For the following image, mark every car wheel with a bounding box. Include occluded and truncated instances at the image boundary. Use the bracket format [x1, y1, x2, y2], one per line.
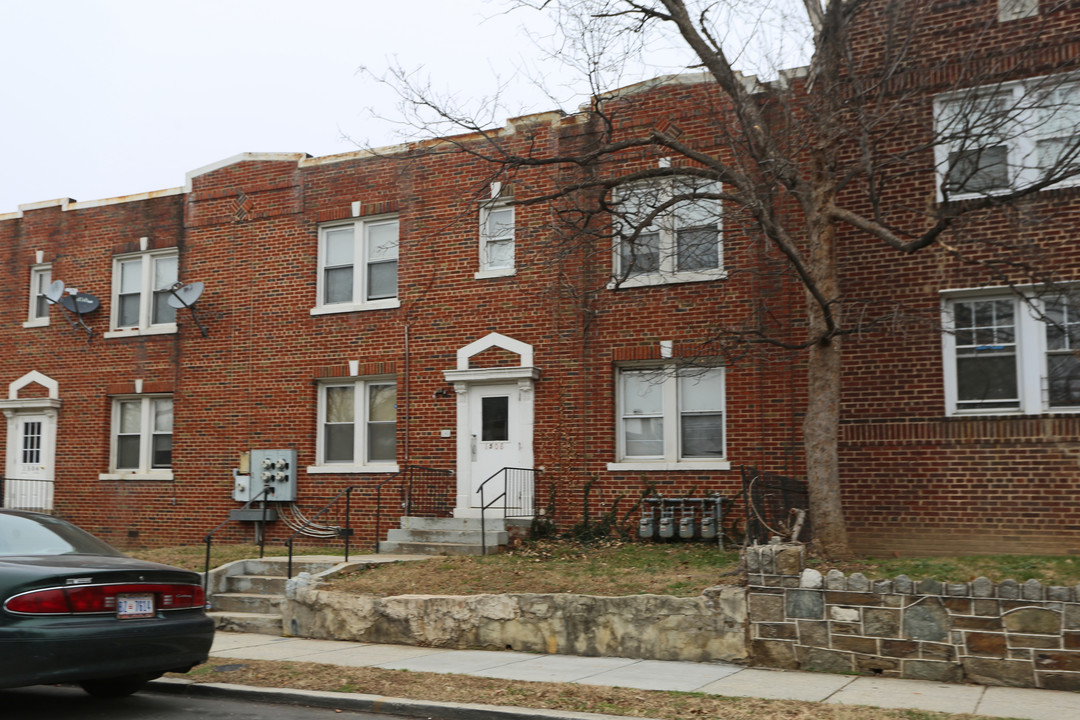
[79, 674, 157, 698]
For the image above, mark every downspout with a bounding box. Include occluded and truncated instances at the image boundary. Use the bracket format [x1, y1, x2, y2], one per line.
[404, 323, 410, 464]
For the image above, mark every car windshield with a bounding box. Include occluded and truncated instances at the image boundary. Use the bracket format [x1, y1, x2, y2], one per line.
[0, 513, 125, 557]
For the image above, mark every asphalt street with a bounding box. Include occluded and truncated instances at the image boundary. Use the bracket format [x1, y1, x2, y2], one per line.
[0, 684, 411, 720]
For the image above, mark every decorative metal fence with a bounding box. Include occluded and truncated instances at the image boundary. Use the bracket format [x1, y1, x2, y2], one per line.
[0, 477, 55, 513]
[741, 466, 812, 545]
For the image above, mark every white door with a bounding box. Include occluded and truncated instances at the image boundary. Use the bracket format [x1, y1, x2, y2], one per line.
[467, 384, 527, 508]
[7, 414, 54, 511]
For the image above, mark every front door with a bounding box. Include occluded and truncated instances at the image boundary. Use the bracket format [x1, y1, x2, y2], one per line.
[6, 414, 54, 511]
[462, 383, 533, 511]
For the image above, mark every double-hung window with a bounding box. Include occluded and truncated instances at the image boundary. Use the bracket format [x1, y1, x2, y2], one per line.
[611, 178, 723, 287]
[943, 290, 1080, 414]
[312, 379, 397, 472]
[108, 250, 178, 335]
[608, 366, 728, 471]
[105, 396, 173, 479]
[25, 264, 51, 327]
[477, 202, 515, 277]
[935, 75, 1080, 199]
[315, 216, 399, 313]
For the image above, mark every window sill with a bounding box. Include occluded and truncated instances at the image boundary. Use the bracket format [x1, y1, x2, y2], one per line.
[306, 464, 400, 474]
[104, 324, 178, 339]
[474, 268, 516, 280]
[22, 319, 49, 328]
[607, 268, 727, 290]
[99, 471, 174, 481]
[938, 179, 1080, 203]
[311, 299, 401, 316]
[607, 460, 731, 472]
[947, 407, 1080, 417]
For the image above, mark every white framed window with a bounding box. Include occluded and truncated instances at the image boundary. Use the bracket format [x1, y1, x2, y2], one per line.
[25, 264, 51, 327]
[935, 75, 1080, 199]
[476, 201, 515, 278]
[105, 250, 178, 336]
[999, 0, 1038, 22]
[101, 396, 173, 480]
[942, 289, 1080, 415]
[313, 216, 400, 314]
[607, 365, 729, 471]
[310, 378, 398, 473]
[610, 177, 723, 288]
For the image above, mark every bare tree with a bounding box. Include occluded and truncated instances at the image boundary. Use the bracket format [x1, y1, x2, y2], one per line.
[379, 0, 1080, 557]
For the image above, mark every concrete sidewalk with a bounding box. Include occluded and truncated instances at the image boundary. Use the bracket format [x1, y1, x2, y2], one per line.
[182, 631, 1080, 720]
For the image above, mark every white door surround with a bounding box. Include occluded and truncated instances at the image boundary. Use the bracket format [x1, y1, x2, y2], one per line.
[444, 333, 539, 518]
[1, 371, 61, 511]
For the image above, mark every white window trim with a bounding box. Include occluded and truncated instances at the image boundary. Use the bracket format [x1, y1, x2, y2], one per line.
[607, 179, 725, 289]
[934, 73, 1080, 201]
[475, 200, 516, 279]
[24, 263, 51, 328]
[606, 365, 731, 471]
[100, 395, 174, 481]
[312, 214, 401, 315]
[941, 286, 1080, 416]
[105, 249, 179, 337]
[308, 377, 399, 474]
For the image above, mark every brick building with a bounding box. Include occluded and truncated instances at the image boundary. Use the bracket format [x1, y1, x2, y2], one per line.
[1, 0, 1078, 555]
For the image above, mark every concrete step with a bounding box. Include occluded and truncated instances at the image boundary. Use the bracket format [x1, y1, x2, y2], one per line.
[399, 516, 531, 533]
[226, 574, 287, 595]
[241, 557, 342, 577]
[209, 611, 283, 635]
[385, 528, 509, 545]
[210, 592, 283, 614]
[377, 540, 500, 556]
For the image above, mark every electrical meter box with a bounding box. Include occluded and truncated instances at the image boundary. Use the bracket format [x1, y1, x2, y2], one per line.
[235, 449, 297, 502]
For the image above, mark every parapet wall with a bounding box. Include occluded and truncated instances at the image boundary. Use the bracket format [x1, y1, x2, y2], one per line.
[745, 544, 1080, 690]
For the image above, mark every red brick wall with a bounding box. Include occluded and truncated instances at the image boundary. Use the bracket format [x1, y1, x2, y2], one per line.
[2, 1, 1079, 555]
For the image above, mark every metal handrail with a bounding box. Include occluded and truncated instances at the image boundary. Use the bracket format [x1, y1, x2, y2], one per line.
[202, 486, 275, 595]
[478, 467, 537, 555]
[284, 484, 363, 579]
[373, 464, 454, 553]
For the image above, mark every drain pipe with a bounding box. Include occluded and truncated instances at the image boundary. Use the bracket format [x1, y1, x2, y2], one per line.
[404, 323, 411, 464]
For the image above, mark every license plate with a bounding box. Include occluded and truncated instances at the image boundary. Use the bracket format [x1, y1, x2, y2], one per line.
[117, 593, 155, 619]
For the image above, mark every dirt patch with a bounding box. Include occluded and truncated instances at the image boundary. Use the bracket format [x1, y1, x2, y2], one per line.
[173, 657, 990, 720]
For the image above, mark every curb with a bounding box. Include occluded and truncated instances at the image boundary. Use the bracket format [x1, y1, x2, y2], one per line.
[147, 678, 657, 720]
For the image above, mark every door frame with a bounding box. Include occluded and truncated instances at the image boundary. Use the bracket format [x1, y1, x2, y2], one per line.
[444, 333, 538, 518]
[1, 371, 62, 510]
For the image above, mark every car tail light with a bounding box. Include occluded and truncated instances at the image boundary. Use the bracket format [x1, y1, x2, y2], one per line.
[5, 583, 205, 615]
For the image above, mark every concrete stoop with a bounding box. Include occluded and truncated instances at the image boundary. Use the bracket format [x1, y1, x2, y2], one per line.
[207, 556, 343, 635]
[377, 516, 532, 556]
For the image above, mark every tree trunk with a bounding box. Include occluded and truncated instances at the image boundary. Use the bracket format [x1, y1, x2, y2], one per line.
[803, 330, 850, 558]
[802, 149, 852, 558]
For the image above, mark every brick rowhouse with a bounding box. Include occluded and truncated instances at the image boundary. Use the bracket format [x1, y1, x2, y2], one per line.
[1, 0, 1078, 555]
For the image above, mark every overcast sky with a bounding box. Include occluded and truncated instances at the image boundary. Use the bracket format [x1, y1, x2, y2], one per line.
[0, 1, 805, 215]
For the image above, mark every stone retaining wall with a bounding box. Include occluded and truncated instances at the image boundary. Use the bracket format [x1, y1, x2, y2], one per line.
[746, 544, 1080, 690]
[283, 577, 747, 664]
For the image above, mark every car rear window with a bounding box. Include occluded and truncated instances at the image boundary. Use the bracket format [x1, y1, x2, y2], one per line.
[0, 514, 125, 557]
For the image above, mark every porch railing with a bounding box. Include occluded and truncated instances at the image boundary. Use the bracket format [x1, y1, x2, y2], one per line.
[202, 486, 275, 595]
[0, 477, 55, 513]
[373, 464, 454, 553]
[478, 467, 538, 555]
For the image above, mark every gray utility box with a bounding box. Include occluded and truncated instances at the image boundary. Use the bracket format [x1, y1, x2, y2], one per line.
[248, 449, 298, 502]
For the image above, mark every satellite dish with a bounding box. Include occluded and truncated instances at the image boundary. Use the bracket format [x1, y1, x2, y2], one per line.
[166, 281, 209, 337]
[44, 280, 65, 304]
[60, 292, 101, 315]
[167, 281, 204, 309]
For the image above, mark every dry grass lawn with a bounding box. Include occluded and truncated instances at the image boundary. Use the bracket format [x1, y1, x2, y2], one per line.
[173, 657, 997, 720]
